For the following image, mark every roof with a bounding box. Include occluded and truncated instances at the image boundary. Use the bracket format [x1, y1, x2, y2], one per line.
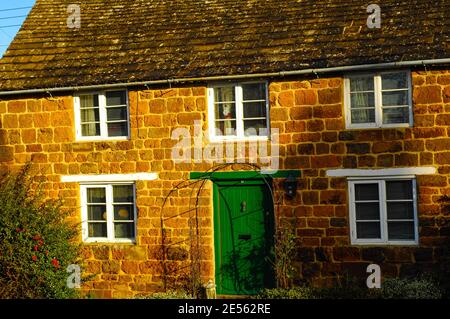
[0, 0, 449, 92]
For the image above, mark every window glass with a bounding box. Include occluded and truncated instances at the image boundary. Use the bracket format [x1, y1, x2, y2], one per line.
[106, 91, 127, 106]
[355, 203, 380, 220]
[355, 183, 379, 201]
[382, 72, 408, 90]
[387, 202, 414, 220]
[80, 94, 100, 137]
[350, 76, 374, 91]
[114, 223, 134, 239]
[356, 222, 381, 239]
[108, 122, 128, 137]
[382, 107, 409, 124]
[386, 180, 412, 200]
[86, 188, 107, 238]
[242, 83, 265, 101]
[349, 76, 375, 124]
[388, 221, 415, 240]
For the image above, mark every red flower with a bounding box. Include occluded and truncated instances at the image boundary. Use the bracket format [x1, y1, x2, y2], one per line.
[45, 250, 49, 256]
[32, 255, 37, 262]
[38, 240, 44, 247]
[16, 228, 23, 233]
[32, 235, 41, 241]
[33, 245, 39, 251]
[51, 258, 60, 268]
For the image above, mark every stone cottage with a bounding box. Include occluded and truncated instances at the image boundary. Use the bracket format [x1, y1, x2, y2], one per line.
[0, 0, 450, 298]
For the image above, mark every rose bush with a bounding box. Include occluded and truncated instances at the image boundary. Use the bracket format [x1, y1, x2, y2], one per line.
[0, 166, 81, 298]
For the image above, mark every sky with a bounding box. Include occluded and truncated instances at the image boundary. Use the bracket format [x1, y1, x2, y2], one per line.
[0, 0, 36, 57]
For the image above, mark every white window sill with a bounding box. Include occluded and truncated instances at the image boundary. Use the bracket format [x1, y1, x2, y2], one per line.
[83, 239, 136, 245]
[327, 167, 436, 178]
[351, 240, 419, 246]
[61, 173, 158, 183]
[208, 136, 270, 143]
[75, 136, 130, 142]
[346, 123, 412, 130]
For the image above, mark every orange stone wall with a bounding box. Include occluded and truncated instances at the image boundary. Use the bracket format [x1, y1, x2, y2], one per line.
[0, 69, 449, 296]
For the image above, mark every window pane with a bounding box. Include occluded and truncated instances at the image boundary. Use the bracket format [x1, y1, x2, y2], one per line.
[107, 122, 128, 137]
[386, 180, 413, 200]
[214, 87, 235, 103]
[215, 121, 237, 136]
[243, 101, 266, 118]
[244, 120, 268, 136]
[107, 107, 127, 121]
[80, 94, 99, 108]
[382, 91, 408, 106]
[87, 188, 106, 203]
[387, 202, 414, 220]
[114, 223, 134, 239]
[350, 93, 375, 108]
[388, 221, 415, 240]
[382, 72, 408, 90]
[242, 83, 265, 101]
[88, 223, 107, 237]
[350, 76, 374, 91]
[88, 205, 107, 221]
[351, 109, 375, 124]
[114, 205, 134, 220]
[356, 222, 381, 239]
[81, 123, 100, 136]
[215, 103, 236, 120]
[113, 185, 134, 202]
[382, 107, 409, 124]
[354, 183, 379, 201]
[106, 91, 127, 106]
[355, 202, 380, 220]
[81, 108, 100, 123]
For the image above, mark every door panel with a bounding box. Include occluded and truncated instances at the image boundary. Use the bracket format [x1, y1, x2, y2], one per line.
[214, 180, 275, 295]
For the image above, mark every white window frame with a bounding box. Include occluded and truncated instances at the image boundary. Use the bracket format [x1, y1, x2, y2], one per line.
[348, 177, 419, 246]
[344, 70, 413, 129]
[207, 81, 270, 142]
[74, 89, 130, 141]
[80, 183, 137, 244]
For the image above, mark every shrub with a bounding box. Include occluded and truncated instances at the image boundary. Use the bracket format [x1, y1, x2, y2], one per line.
[255, 287, 316, 299]
[271, 220, 297, 289]
[0, 167, 82, 299]
[379, 277, 442, 299]
[255, 276, 442, 299]
[140, 290, 194, 299]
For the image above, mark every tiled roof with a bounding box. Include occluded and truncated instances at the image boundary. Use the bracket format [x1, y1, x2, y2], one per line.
[0, 0, 449, 91]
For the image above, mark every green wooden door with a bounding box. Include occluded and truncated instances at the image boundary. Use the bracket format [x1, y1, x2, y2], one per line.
[213, 179, 275, 295]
